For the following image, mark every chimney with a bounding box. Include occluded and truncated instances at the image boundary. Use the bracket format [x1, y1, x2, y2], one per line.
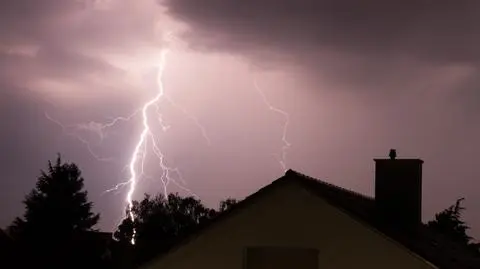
[374, 149, 423, 229]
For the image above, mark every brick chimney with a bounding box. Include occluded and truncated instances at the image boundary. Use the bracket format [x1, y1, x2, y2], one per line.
[374, 149, 423, 229]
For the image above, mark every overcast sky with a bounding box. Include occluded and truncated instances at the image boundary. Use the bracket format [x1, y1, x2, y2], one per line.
[1, 0, 479, 238]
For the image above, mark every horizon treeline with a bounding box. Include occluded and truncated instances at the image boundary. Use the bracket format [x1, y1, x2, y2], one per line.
[2, 155, 479, 269]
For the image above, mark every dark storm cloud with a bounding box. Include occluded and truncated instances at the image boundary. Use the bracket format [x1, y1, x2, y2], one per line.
[0, 0, 156, 47]
[161, 0, 480, 113]
[162, 0, 480, 64]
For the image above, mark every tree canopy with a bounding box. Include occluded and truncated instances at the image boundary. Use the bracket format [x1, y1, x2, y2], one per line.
[219, 197, 238, 212]
[427, 198, 479, 255]
[8, 155, 101, 269]
[114, 193, 238, 266]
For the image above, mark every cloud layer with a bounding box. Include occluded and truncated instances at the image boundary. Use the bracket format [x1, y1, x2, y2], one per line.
[163, 0, 480, 62]
[162, 0, 480, 103]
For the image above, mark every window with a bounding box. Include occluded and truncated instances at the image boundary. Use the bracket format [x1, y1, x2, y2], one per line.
[244, 246, 318, 269]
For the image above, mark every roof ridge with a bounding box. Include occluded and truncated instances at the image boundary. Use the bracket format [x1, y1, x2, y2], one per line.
[286, 169, 373, 201]
[142, 169, 479, 269]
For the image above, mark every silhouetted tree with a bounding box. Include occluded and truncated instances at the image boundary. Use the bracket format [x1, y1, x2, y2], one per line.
[114, 194, 240, 266]
[427, 198, 479, 255]
[8, 155, 101, 269]
[114, 193, 215, 265]
[219, 198, 238, 212]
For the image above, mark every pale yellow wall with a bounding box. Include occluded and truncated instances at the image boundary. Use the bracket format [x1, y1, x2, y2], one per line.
[143, 181, 437, 269]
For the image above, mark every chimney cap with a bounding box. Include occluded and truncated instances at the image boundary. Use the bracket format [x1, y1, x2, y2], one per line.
[389, 149, 397, 160]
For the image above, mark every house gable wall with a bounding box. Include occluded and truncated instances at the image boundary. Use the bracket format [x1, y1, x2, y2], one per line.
[144, 181, 437, 269]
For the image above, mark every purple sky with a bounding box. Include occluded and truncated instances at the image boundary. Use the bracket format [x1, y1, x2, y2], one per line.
[1, 0, 479, 238]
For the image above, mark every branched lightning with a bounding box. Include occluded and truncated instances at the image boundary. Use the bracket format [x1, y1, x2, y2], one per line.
[45, 112, 118, 162]
[253, 78, 291, 172]
[121, 47, 193, 245]
[123, 51, 168, 244]
[45, 32, 209, 245]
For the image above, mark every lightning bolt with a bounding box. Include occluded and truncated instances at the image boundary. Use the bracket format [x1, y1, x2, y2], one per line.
[253, 78, 291, 172]
[123, 47, 196, 245]
[116, 31, 214, 244]
[124, 50, 167, 244]
[45, 112, 117, 162]
[45, 31, 209, 245]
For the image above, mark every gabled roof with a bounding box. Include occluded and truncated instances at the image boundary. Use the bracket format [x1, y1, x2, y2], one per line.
[287, 170, 480, 269]
[143, 169, 480, 269]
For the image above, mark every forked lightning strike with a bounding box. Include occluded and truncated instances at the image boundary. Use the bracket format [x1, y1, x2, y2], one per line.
[121, 45, 202, 244]
[124, 49, 167, 244]
[45, 112, 118, 162]
[253, 78, 291, 172]
[45, 33, 209, 244]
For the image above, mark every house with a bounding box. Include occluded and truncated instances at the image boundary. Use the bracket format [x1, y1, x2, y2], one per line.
[140, 151, 480, 269]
